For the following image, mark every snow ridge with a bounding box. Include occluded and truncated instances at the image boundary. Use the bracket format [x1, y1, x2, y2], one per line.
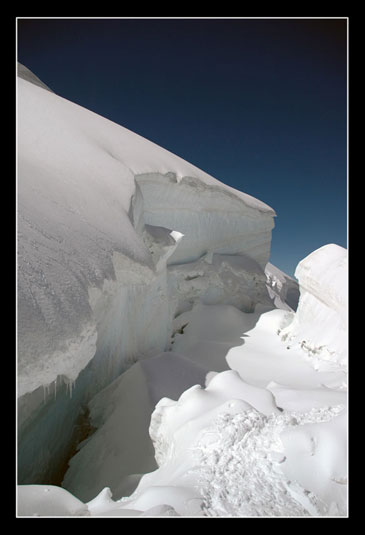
[17, 62, 54, 93]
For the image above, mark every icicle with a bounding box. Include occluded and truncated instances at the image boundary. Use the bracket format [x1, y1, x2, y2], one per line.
[64, 377, 75, 399]
[54, 379, 57, 400]
[43, 384, 50, 403]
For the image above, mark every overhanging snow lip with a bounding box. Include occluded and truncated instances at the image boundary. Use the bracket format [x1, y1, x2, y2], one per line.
[134, 172, 276, 218]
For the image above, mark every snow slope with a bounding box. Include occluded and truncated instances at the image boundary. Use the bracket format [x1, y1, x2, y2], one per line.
[17, 65, 275, 486]
[57, 297, 346, 516]
[17, 65, 347, 517]
[17, 62, 54, 93]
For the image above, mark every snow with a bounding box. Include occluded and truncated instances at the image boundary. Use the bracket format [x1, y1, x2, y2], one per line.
[194, 405, 346, 516]
[265, 262, 300, 311]
[19, 353, 347, 517]
[18, 73, 275, 397]
[17, 63, 54, 93]
[279, 408, 347, 515]
[279, 244, 348, 370]
[17, 66, 277, 486]
[17, 485, 89, 516]
[17, 66, 347, 517]
[135, 173, 274, 268]
[54, 299, 347, 516]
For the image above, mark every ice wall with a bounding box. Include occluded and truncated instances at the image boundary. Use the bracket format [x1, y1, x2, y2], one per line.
[135, 173, 274, 268]
[265, 262, 300, 311]
[17, 66, 276, 485]
[279, 244, 348, 369]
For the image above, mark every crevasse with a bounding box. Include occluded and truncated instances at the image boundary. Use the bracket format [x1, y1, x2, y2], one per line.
[18, 169, 276, 488]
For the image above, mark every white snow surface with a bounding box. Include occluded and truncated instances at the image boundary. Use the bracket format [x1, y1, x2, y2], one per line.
[279, 244, 348, 370]
[17, 67, 348, 517]
[20, 296, 347, 517]
[17, 62, 54, 93]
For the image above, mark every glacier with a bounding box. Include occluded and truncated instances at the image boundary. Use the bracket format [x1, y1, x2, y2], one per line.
[16, 64, 347, 517]
[17, 64, 275, 485]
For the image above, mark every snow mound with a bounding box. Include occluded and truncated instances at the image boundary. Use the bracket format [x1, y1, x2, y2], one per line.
[195, 405, 346, 516]
[17, 66, 347, 518]
[279, 244, 348, 369]
[17, 485, 89, 517]
[56, 367, 345, 518]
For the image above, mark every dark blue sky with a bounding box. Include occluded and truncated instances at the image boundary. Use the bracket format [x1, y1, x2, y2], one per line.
[17, 18, 347, 277]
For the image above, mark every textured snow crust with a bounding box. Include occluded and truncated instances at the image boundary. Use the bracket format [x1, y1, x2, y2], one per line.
[56, 303, 347, 517]
[136, 173, 274, 268]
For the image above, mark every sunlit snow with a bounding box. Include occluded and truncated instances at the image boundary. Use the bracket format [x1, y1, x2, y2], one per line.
[17, 64, 347, 517]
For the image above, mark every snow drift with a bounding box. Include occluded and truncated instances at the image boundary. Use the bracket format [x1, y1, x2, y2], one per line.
[279, 244, 348, 369]
[18, 356, 347, 517]
[17, 64, 275, 486]
[59, 296, 347, 516]
[17, 65, 347, 517]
